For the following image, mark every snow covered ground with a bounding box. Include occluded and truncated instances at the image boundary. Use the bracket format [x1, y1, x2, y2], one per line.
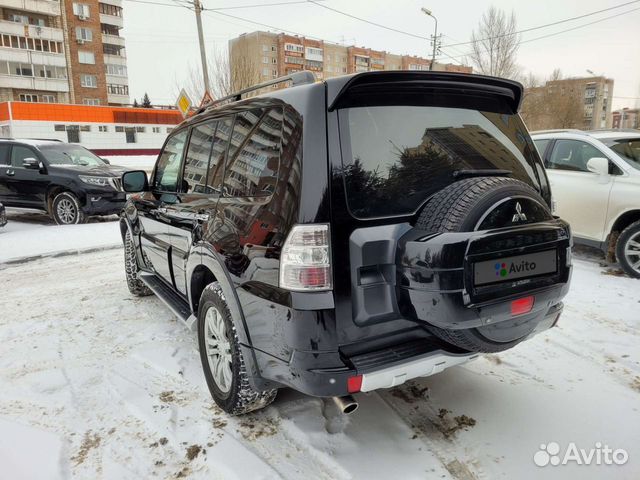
[0, 216, 639, 480]
[102, 155, 157, 174]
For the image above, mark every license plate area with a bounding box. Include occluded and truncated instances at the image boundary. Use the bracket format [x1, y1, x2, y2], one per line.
[474, 250, 557, 286]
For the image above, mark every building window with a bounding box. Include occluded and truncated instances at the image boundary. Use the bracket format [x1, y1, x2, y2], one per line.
[152, 127, 160, 133]
[105, 64, 127, 76]
[272, 57, 277, 64]
[72, 3, 90, 18]
[99, 125, 108, 132]
[125, 127, 136, 143]
[80, 125, 91, 132]
[0, 35, 63, 54]
[262, 56, 269, 64]
[262, 67, 269, 76]
[54, 125, 65, 132]
[66, 125, 80, 143]
[78, 51, 95, 64]
[115, 126, 124, 132]
[272, 69, 277, 77]
[135, 126, 145, 133]
[75, 27, 93, 42]
[19, 94, 38, 102]
[99, 3, 123, 16]
[166, 127, 173, 133]
[107, 84, 129, 95]
[284, 43, 304, 53]
[41, 95, 56, 103]
[82, 98, 100, 105]
[80, 74, 97, 88]
[262, 44, 269, 52]
[305, 47, 323, 61]
[103, 44, 124, 56]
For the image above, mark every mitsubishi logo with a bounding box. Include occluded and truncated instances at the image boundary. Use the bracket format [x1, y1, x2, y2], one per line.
[512, 202, 527, 223]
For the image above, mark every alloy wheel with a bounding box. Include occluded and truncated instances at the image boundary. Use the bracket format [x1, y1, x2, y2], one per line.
[623, 232, 640, 275]
[56, 198, 77, 224]
[204, 306, 233, 393]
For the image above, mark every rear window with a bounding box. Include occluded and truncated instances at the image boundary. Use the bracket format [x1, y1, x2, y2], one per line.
[338, 106, 541, 218]
[605, 138, 640, 171]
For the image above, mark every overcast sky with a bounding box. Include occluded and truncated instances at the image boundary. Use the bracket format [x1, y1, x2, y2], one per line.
[122, 0, 640, 110]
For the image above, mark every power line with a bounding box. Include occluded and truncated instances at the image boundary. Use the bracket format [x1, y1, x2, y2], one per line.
[437, 6, 640, 61]
[123, 0, 322, 10]
[443, 0, 640, 47]
[307, 0, 428, 40]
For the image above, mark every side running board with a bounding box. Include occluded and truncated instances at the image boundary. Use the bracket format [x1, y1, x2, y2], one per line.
[140, 273, 197, 330]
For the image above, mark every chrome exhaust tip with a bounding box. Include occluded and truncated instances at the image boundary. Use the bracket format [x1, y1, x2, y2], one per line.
[331, 395, 359, 415]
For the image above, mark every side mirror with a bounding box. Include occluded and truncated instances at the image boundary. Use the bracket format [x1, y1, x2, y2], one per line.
[23, 157, 40, 169]
[586, 157, 609, 176]
[122, 170, 149, 192]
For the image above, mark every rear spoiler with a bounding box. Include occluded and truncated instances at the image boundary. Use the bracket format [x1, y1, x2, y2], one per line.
[327, 71, 524, 114]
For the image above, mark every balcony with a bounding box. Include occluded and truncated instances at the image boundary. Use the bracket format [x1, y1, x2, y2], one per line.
[1, 0, 60, 16]
[99, 0, 123, 6]
[103, 53, 126, 65]
[107, 92, 129, 105]
[0, 20, 64, 42]
[100, 13, 123, 29]
[0, 74, 68, 92]
[102, 33, 125, 47]
[105, 74, 128, 85]
[0, 48, 66, 66]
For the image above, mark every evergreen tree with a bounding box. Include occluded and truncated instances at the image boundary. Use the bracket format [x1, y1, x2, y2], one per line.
[133, 99, 139, 107]
[142, 93, 152, 108]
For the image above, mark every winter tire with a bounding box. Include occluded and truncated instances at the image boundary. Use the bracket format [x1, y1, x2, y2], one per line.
[124, 230, 153, 296]
[51, 191, 86, 225]
[197, 282, 277, 415]
[416, 176, 553, 353]
[616, 220, 640, 279]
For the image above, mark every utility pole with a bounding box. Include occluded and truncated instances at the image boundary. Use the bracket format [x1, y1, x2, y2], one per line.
[421, 8, 440, 71]
[194, 0, 210, 94]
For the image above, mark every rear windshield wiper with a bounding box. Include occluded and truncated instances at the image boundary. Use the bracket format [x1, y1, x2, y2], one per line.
[452, 169, 512, 179]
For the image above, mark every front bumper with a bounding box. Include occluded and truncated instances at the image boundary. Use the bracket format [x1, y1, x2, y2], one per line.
[81, 191, 127, 215]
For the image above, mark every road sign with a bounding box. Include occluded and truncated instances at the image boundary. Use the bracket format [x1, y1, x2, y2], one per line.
[199, 91, 214, 108]
[176, 89, 192, 118]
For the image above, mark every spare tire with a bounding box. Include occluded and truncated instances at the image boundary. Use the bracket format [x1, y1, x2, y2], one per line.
[415, 176, 552, 353]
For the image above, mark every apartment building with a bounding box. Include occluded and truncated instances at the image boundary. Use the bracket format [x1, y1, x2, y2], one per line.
[523, 76, 614, 130]
[229, 31, 472, 89]
[612, 108, 639, 129]
[0, 0, 129, 106]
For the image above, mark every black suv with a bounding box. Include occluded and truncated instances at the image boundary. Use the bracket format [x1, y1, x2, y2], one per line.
[120, 71, 572, 415]
[0, 139, 129, 224]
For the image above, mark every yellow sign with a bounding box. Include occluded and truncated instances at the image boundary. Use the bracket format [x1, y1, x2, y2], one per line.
[176, 89, 192, 118]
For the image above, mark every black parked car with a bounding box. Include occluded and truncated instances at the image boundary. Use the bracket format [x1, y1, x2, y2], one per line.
[0, 202, 6, 227]
[0, 139, 129, 225]
[120, 71, 572, 415]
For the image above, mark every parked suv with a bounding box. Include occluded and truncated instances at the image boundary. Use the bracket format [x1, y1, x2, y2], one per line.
[120, 71, 572, 415]
[531, 129, 640, 278]
[0, 139, 129, 225]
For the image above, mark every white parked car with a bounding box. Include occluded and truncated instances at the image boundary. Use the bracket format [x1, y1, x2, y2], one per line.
[531, 129, 640, 278]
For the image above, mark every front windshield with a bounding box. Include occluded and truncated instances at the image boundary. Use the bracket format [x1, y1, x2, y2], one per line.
[39, 144, 106, 167]
[606, 138, 640, 171]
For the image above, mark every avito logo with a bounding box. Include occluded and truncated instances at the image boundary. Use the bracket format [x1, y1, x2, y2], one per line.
[495, 260, 537, 278]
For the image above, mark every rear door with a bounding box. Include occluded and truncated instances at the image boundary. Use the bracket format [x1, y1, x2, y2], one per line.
[165, 118, 227, 296]
[544, 139, 614, 241]
[0, 144, 12, 204]
[136, 129, 189, 285]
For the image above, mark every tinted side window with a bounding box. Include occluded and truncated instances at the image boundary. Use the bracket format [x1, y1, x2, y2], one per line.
[11, 146, 37, 167]
[153, 130, 188, 191]
[0, 145, 10, 165]
[548, 140, 605, 173]
[183, 121, 216, 194]
[533, 139, 550, 159]
[224, 108, 282, 197]
[206, 116, 233, 191]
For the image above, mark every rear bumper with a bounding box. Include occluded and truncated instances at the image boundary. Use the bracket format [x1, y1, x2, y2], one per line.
[253, 301, 563, 397]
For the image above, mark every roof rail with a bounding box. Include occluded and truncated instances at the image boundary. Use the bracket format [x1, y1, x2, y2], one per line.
[530, 129, 587, 135]
[589, 128, 640, 134]
[197, 70, 316, 114]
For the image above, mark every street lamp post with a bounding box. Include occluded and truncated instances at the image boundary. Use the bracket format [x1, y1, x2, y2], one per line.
[421, 7, 438, 71]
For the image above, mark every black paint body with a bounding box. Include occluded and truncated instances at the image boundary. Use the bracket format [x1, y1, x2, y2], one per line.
[121, 72, 572, 397]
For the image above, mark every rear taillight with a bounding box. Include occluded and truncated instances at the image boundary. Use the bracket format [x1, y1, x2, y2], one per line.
[279, 224, 332, 291]
[347, 375, 363, 393]
[511, 296, 534, 316]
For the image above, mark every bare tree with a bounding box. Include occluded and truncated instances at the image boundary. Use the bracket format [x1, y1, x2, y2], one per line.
[174, 47, 260, 105]
[469, 6, 520, 80]
[521, 70, 584, 130]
